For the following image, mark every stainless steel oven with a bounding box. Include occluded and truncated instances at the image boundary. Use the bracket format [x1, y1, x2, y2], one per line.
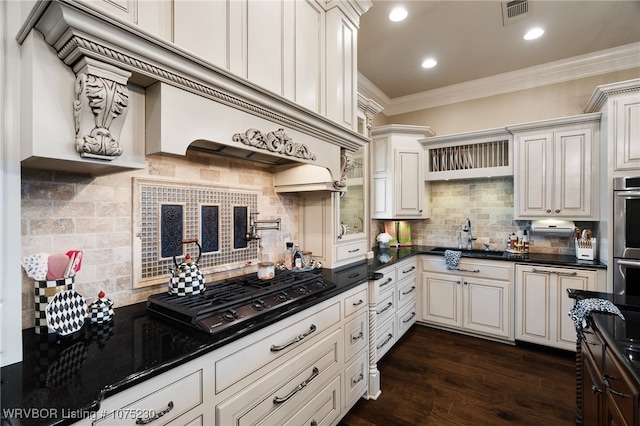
[613, 176, 640, 296]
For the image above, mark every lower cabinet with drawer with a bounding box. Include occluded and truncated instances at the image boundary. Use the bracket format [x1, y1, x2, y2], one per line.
[367, 257, 417, 398]
[420, 255, 514, 342]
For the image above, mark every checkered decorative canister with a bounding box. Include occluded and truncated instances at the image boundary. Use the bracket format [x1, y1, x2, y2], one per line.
[34, 277, 75, 334]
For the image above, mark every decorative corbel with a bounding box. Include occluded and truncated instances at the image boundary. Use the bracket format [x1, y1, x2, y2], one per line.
[334, 149, 355, 190]
[73, 58, 131, 161]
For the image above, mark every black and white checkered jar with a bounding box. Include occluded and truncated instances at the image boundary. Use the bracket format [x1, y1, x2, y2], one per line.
[34, 277, 75, 334]
[87, 291, 114, 324]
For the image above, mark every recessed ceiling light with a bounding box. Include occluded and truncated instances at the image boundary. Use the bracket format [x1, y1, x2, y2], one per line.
[389, 7, 408, 22]
[523, 27, 544, 40]
[421, 58, 437, 69]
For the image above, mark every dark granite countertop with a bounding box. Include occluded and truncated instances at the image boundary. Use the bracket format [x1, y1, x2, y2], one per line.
[567, 289, 640, 384]
[1, 247, 606, 425]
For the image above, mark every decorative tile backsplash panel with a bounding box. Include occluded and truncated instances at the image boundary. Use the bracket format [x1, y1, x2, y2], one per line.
[133, 178, 258, 288]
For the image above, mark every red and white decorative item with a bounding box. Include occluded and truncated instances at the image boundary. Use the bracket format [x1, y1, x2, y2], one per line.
[87, 291, 115, 324]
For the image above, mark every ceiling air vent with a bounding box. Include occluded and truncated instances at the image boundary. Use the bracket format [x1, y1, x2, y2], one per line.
[502, 0, 529, 25]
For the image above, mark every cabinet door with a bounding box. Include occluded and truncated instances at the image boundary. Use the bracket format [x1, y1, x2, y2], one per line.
[554, 128, 593, 218]
[556, 270, 595, 349]
[462, 276, 511, 340]
[421, 272, 462, 328]
[515, 132, 553, 217]
[393, 148, 424, 217]
[516, 267, 552, 345]
[613, 92, 640, 171]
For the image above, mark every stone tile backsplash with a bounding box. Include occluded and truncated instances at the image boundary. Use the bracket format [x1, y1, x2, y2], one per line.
[20, 152, 299, 329]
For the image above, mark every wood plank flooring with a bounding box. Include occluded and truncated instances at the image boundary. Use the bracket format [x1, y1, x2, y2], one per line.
[339, 325, 577, 426]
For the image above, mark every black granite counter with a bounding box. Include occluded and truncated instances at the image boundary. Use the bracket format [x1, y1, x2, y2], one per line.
[567, 289, 640, 384]
[1, 248, 607, 426]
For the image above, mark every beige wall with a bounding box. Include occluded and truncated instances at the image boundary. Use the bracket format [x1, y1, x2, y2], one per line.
[20, 152, 299, 329]
[373, 68, 640, 135]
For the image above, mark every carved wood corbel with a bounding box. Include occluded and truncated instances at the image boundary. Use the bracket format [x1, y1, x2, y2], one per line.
[334, 149, 355, 190]
[72, 58, 131, 161]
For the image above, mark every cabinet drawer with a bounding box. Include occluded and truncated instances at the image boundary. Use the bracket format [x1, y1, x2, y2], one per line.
[281, 375, 342, 426]
[603, 347, 639, 425]
[376, 317, 397, 362]
[344, 285, 367, 319]
[397, 300, 417, 337]
[422, 256, 512, 281]
[336, 240, 368, 262]
[397, 277, 417, 309]
[396, 258, 418, 281]
[216, 329, 341, 426]
[215, 302, 340, 393]
[344, 311, 367, 362]
[372, 267, 395, 296]
[95, 369, 203, 425]
[344, 350, 368, 410]
[375, 291, 395, 327]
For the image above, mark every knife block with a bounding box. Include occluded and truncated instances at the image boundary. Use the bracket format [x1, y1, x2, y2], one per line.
[575, 238, 596, 261]
[34, 277, 75, 334]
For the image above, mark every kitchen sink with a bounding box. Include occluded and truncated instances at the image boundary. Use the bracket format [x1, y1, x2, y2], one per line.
[427, 246, 506, 259]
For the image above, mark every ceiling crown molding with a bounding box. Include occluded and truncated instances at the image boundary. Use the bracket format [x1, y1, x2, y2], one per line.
[359, 42, 640, 117]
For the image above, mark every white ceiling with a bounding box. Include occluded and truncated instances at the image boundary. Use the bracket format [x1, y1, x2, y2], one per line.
[357, 0, 640, 109]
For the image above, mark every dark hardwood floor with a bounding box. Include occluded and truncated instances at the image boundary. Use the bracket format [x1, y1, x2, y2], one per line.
[339, 325, 577, 426]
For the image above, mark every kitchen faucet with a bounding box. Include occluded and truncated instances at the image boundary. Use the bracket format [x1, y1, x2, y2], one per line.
[462, 218, 476, 250]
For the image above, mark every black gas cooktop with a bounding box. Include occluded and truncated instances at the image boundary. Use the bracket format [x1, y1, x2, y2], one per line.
[147, 269, 334, 335]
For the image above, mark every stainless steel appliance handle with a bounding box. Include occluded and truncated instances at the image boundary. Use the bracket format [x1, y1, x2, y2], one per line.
[270, 324, 316, 352]
[273, 367, 319, 404]
[616, 259, 640, 267]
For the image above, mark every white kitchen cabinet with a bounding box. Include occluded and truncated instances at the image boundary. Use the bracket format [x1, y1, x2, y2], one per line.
[297, 146, 370, 268]
[585, 79, 640, 173]
[371, 125, 435, 219]
[420, 128, 513, 181]
[90, 355, 214, 426]
[420, 256, 514, 342]
[367, 257, 417, 397]
[515, 264, 604, 351]
[510, 113, 601, 220]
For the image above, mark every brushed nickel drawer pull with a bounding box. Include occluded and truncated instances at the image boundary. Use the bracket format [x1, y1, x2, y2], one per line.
[270, 324, 316, 352]
[273, 367, 319, 404]
[402, 266, 416, 274]
[402, 312, 416, 323]
[377, 333, 393, 349]
[450, 268, 480, 273]
[352, 373, 364, 386]
[380, 277, 394, 287]
[135, 401, 174, 425]
[376, 302, 393, 315]
[401, 286, 416, 295]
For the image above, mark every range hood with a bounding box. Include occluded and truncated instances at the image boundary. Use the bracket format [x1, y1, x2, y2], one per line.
[17, 0, 369, 185]
[530, 219, 576, 237]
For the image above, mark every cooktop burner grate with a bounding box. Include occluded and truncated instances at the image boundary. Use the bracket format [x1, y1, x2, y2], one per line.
[146, 269, 334, 335]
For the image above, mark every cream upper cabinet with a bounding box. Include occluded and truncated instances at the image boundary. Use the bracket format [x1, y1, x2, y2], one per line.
[585, 79, 640, 174]
[72, 0, 371, 132]
[510, 113, 601, 220]
[515, 264, 604, 351]
[371, 125, 435, 219]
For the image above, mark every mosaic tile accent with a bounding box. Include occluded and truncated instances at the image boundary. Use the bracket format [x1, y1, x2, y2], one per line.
[160, 204, 184, 258]
[133, 179, 258, 287]
[201, 204, 220, 253]
[233, 206, 248, 249]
